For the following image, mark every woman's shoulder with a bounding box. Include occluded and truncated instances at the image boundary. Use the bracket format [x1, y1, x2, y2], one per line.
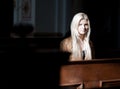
[63, 36, 71, 40]
[61, 36, 71, 44]
[60, 36, 72, 52]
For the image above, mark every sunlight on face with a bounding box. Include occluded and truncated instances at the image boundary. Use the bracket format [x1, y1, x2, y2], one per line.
[78, 19, 89, 35]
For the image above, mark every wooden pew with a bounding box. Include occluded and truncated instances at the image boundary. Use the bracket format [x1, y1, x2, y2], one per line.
[59, 58, 120, 89]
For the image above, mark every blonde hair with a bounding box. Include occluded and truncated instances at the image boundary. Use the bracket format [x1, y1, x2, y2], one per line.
[70, 12, 92, 60]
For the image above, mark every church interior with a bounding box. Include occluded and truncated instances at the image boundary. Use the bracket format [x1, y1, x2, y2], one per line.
[1, 0, 120, 88]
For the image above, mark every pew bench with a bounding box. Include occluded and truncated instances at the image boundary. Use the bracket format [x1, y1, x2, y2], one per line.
[59, 58, 120, 89]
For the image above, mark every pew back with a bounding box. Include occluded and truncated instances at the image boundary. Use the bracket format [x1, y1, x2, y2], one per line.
[60, 59, 120, 88]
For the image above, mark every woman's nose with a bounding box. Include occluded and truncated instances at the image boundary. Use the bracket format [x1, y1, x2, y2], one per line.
[82, 25, 85, 29]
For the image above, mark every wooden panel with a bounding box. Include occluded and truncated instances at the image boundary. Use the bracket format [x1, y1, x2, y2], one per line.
[100, 79, 120, 88]
[59, 58, 120, 88]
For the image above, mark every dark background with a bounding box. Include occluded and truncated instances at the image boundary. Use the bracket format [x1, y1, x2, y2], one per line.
[0, 80, 8, 88]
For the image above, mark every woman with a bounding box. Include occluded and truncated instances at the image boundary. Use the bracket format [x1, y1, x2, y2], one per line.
[60, 12, 95, 61]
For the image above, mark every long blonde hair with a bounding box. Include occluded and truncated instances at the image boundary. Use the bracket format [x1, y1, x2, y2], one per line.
[70, 12, 92, 60]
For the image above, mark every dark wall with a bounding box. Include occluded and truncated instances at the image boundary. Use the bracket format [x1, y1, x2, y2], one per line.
[83, 0, 119, 48]
[0, 1, 11, 88]
[0, 0, 13, 38]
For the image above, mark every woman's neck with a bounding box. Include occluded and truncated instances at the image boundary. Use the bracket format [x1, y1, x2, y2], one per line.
[79, 35, 85, 41]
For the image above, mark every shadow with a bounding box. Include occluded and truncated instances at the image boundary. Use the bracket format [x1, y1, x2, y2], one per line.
[0, 80, 8, 88]
[10, 37, 70, 88]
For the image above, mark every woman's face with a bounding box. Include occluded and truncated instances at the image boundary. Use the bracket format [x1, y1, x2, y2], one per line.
[78, 19, 89, 35]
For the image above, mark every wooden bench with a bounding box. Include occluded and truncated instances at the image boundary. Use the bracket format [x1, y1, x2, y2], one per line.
[59, 58, 120, 89]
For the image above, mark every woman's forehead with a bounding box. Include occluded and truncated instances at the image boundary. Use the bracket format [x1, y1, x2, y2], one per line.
[79, 19, 88, 23]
